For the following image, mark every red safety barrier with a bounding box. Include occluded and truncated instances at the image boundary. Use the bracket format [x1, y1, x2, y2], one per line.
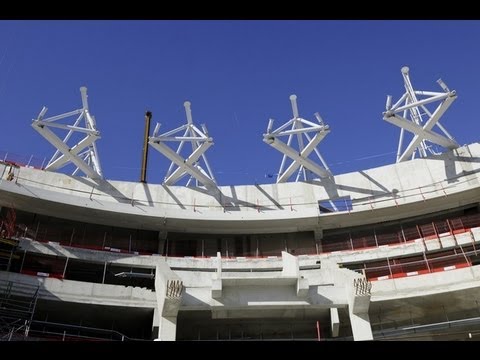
[368, 258, 472, 282]
[20, 269, 64, 279]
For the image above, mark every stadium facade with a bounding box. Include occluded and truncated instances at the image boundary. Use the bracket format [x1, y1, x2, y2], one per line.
[1, 67, 480, 341]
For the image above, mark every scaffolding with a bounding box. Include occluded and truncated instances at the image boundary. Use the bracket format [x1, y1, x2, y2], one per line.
[0, 280, 39, 341]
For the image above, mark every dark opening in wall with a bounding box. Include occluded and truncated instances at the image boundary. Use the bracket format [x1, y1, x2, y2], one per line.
[165, 231, 315, 258]
[104, 264, 155, 290]
[65, 259, 105, 284]
[21, 252, 66, 278]
[33, 299, 154, 340]
[1, 208, 160, 254]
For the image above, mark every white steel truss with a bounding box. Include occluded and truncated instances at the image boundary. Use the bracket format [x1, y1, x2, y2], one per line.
[149, 101, 216, 189]
[383, 66, 459, 163]
[31, 87, 103, 179]
[263, 94, 331, 183]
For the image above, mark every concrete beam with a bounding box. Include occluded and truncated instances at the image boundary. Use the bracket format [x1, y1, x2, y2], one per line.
[0, 271, 156, 308]
[211, 252, 310, 302]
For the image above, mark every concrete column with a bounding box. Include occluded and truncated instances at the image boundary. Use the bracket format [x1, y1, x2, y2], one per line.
[158, 316, 177, 341]
[158, 230, 167, 255]
[281, 251, 309, 296]
[281, 251, 299, 277]
[349, 310, 373, 341]
[314, 228, 323, 254]
[152, 309, 177, 341]
[348, 277, 373, 341]
[152, 307, 160, 339]
[212, 252, 222, 298]
[0, 206, 3, 235]
[330, 307, 340, 338]
[154, 261, 183, 341]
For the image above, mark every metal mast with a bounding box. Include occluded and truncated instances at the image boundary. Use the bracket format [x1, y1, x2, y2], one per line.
[149, 101, 216, 189]
[383, 66, 459, 162]
[263, 94, 331, 183]
[31, 87, 103, 180]
[140, 111, 152, 183]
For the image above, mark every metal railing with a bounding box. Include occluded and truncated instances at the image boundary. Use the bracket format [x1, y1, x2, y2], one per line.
[0, 151, 45, 170]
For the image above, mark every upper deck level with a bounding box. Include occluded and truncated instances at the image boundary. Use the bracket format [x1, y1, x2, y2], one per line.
[0, 142, 479, 234]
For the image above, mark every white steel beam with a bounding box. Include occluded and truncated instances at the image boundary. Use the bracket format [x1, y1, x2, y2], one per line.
[391, 94, 458, 162]
[263, 94, 332, 183]
[31, 87, 104, 179]
[89, 134, 103, 178]
[45, 133, 99, 171]
[383, 66, 459, 163]
[40, 109, 83, 123]
[163, 141, 213, 185]
[392, 93, 450, 113]
[31, 124, 100, 179]
[385, 114, 458, 149]
[269, 132, 330, 182]
[276, 130, 328, 182]
[148, 101, 216, 188]
[34, 121, 98, 135]
[149, 141, 216, 188]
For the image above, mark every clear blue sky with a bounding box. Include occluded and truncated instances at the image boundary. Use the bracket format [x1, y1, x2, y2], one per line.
[1, 20, 479, 186]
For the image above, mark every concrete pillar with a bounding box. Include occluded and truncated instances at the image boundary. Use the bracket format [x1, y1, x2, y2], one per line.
[212, 252, 222, 298]
[314, 228, 323, 254]
[154, 261, 183, 341]
[281, 251, 309, 296]
[152, 309, 177, 341]
[281, 251, 299, 277]
[158, 316, 177, 341]
[330, 307, 340, 338]
[152, 307, 160, 339]
[0, 206, 3, 234]
[349, 310, 373, 341]
[158, 230, 167, 255]
[348, 277, 373, 341]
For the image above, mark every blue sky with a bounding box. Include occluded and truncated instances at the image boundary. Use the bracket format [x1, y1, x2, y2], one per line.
[1, 20, 480, 186]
